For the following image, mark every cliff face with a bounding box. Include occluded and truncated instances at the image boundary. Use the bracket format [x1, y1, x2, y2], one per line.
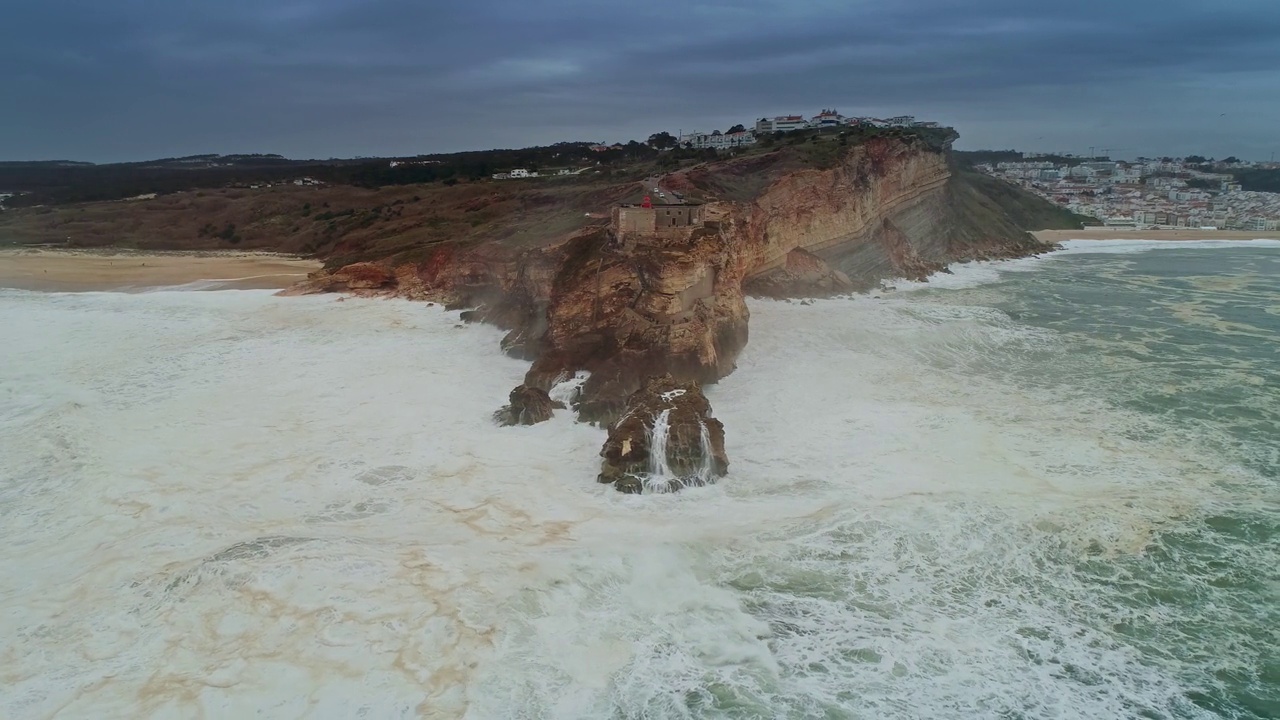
[286, 136, 1055, 422]
[731, 136, 1047, 294]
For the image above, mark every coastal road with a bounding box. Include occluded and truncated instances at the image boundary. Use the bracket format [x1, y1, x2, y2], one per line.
[642, 175, 677, 204]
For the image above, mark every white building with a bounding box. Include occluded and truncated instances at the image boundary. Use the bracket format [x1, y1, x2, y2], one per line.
[679, 130, 757, 150]
[810, 109, 845, 128]
[755, 115, 808, 133]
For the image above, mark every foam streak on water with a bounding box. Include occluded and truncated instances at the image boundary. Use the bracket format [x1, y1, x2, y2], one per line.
[1, 244, 1276, 719]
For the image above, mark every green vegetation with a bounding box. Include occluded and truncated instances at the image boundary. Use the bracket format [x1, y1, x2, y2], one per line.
[646, 132, 677, 150]
[953, 150, 1024, 168]
[1234, 169, 1280, 193]
[954, 150, 1120, 169]
[0, 126, 961, 208]
[0, 141, 656, 205]
[957, 170, 1093, 230]
[194, 221, 243, 242]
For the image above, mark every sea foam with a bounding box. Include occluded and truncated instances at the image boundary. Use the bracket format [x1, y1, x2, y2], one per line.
[1056, 238, 1280, 254]
[0, 280, 1271, 718]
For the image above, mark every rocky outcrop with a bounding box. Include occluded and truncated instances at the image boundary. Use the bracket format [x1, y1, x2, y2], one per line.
[283, 133, 1057, 427]
[493, 385, 564, 426]
[278, 261, 396, 296]
[598, 375, 728, 494]
[344, 226, 749, 426]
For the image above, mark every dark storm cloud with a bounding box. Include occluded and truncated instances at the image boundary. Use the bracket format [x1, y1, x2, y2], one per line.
[3, 0, 1279, 161]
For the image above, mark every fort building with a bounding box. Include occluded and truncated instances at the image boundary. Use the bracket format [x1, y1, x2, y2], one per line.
[611, 203, 705, 236]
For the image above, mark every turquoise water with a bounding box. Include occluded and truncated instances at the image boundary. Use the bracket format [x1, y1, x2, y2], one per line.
[782, 241, 1279, 719]
[716, 242, 1274, 717]
[991, 246, 1279, 485]
[957, 243, 1280, 718]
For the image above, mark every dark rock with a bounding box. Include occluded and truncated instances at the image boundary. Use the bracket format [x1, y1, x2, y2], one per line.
[494, 385, 564, 426]
[598, 374, 728, 493]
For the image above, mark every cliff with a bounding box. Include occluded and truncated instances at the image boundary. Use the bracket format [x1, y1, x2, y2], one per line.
[286, 134, 1059, 423]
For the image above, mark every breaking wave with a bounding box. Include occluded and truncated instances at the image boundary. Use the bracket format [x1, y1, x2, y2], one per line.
[1, 243, 1276, 719]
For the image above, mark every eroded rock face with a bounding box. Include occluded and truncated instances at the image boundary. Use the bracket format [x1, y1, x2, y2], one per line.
[598, 375, 728, 494]
[743, 248, 854, 299]
[493, 385, 564, 426]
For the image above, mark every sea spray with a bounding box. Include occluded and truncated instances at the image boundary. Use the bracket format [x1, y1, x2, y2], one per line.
[548, 370, 591, 418]
[645, 408, 675, 492]
[696, 420, 714, 486]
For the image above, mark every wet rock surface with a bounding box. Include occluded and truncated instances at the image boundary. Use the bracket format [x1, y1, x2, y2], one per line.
[493, 385, 564, 426]
[598, 375, 728, 494]
[277, 261, 396, 296]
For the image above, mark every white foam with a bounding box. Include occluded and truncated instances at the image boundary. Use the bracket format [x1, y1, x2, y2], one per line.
[1055, 238, 1280, 254]
[881, 238, 1280, 294]
[0, 288, 1268, 718]
[548, 370, 590, 414]
[883, 255, 1049, 293]
[646, 408, 675, 489]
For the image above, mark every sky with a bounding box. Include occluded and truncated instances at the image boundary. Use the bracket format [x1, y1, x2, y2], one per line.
[3, 0, 1280, 163]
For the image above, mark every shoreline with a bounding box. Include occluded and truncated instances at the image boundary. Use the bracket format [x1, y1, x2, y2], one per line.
[0, 247, 321, 292]
[1035, 229, 1280, 243]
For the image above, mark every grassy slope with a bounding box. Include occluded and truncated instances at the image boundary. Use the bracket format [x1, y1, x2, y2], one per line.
[956, 169, 1091, 230]
[1234, 168, 1280, 193]
[0, 174, 640, 269]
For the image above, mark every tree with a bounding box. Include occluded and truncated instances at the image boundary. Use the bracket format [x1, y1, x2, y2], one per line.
[726, 124, 746, 134]
[1185, 155, 1208, 164]
[1223, 156, 1241, 164]
[647, 132, 677, 150]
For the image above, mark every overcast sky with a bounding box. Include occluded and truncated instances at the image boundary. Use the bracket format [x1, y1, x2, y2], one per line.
[4, 0, 1279, 163]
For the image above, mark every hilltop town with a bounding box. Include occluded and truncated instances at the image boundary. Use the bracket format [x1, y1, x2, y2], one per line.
[978, 155, 1280, 231]
[676, 110, 940, 151]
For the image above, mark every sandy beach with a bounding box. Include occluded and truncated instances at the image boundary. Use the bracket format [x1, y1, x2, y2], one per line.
[0, 248, 321, 292]
[1035, 228, 1280, 243]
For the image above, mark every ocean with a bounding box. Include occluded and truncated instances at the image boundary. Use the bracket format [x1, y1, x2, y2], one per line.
[1, 240, 1277, 719]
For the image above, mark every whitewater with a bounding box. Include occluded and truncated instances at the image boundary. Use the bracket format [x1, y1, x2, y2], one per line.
[1, 241, 1276, 718]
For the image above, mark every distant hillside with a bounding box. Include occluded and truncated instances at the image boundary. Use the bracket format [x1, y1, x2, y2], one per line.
[954, 169, 1091, 230]
[953, 150, 1024, 168]
[1234, 168, 1280, 193]
[0, 143, 700, 207]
